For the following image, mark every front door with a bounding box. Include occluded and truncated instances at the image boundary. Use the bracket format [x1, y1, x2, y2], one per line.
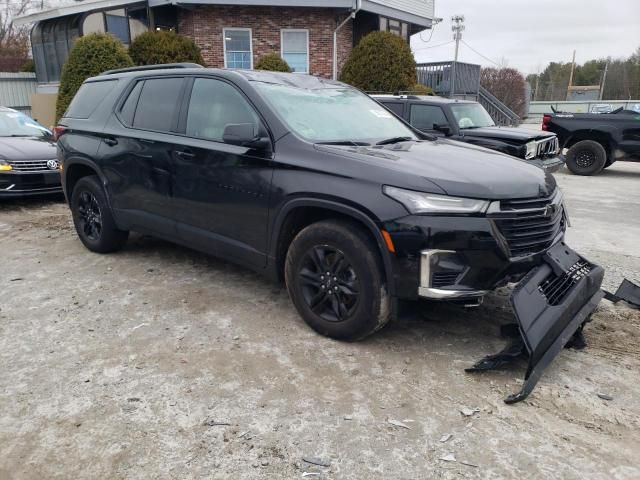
[170, 77, 273, 268]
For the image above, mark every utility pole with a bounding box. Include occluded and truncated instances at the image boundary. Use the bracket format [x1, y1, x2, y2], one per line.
[567, 49, 576, 100]
[599, 61, 609, 100]
[450, 15, 465, 98]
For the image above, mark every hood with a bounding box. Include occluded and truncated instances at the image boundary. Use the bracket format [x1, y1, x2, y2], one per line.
[319, 139, 556, 200]
[460, 126, 555, 143]
[0, 136, 57, 161]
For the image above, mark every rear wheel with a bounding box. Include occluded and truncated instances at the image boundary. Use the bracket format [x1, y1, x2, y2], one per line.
[565, 140, 607, 176]
[70, 175, 128, 253]
[284, 219, 390, 341]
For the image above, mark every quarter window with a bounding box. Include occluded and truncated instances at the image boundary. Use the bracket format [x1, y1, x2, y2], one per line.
[224, 29, 252, 69]
[186, 78, 259, 142]
[281, 30, 309, 73]
[409, 105, 448, 131]
[132, 77, 184, 132]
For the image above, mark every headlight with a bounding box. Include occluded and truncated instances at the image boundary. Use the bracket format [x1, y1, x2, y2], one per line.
[384, 186, 489, 214]
[525, 141, 537, 159]
[0, 158, 12, 171]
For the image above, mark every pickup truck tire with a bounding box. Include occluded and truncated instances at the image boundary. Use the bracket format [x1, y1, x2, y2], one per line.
[285, 219, 391, 341]
[565, 140, 607, 175]
[70, 175, 129, 253]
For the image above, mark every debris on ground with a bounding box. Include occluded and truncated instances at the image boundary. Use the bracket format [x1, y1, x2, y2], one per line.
[460, 408, 480, 417]
[439, 453, 457, 462]
[439, 434, 452, 443]
[597, 393, 614, 401]
[302, 457, 331, 468]
[387, 419, 411, 429]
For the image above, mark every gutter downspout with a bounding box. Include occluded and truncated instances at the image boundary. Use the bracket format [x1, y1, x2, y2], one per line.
[333, 0, 360, 80]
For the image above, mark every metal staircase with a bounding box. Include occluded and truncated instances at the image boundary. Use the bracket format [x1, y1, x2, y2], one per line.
[416, 61, 521, 127]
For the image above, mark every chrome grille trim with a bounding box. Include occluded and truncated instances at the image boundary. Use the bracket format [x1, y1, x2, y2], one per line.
[7, 159, 57, 172]
[535, 136, 559, 158]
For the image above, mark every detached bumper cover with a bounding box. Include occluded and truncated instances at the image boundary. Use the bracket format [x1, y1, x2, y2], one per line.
[529, 155, 565, 172]
[468, 241, 604, 403]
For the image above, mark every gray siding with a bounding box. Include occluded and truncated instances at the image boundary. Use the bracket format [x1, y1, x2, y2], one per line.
[0, 72, 37, 116]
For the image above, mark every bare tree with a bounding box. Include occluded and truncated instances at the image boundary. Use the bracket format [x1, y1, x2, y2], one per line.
[0, 0, 39, 71]
[480, 67, 527, 117]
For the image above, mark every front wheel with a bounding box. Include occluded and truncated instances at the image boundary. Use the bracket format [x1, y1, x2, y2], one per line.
[284, 220, 391, 341]
[565, 140, 607, 176]
[70, 175, 128, 253]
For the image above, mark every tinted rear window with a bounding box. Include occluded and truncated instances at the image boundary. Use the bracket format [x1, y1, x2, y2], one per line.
[65, 80, 118, 118]
[119, 81, 143, 125]
[382, 102, 404, 116]
[132, 77, 184, 132]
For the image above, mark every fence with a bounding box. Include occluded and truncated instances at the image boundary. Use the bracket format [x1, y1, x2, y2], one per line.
[0, 72, 37, 117]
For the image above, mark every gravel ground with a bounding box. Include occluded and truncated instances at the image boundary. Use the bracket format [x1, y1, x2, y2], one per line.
[1, 162, 639, 480]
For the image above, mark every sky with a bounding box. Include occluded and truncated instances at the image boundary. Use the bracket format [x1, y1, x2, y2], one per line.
[410, 0, 640, 75]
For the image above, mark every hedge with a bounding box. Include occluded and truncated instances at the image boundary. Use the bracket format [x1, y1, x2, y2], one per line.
[128, 31, 204, 66]
[340, 31, 417, 93]
[255, 53, 291, 72]
[55, 33, 133, 122]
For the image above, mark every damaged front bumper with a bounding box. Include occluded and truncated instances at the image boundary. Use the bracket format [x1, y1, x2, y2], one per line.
[468, 241, 604, 403]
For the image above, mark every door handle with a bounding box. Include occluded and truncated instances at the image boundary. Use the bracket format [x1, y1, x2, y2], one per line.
[104, 137, 118, 146]
[175, 149, 195, 159]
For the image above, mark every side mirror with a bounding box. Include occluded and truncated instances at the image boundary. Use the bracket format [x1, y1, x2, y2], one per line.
[433, 123, 451, 135]
[222, 123, 271, 150]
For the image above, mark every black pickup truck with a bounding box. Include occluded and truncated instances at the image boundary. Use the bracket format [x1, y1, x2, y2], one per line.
[373, 95, 563, 171]
[543, 107, 640, 175]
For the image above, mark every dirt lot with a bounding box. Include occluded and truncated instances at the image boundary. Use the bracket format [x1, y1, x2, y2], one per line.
[1, 162, 639, 480]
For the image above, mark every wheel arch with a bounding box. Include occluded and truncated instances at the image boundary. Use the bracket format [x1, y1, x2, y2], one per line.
[565, 130, 613, 159]
[63, 158, 107, 202]
[268, 198, 396, 296]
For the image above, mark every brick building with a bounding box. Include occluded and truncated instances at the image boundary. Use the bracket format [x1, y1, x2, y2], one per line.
[17, 0, 434, 86]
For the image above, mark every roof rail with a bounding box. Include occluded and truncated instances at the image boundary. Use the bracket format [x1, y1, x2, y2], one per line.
[366, 91, 427, 99]
[100, 63, 204, 75]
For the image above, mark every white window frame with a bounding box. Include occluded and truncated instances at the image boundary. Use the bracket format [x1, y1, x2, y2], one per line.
[223, 27, 253, 69]
[280, 28, 309, 74]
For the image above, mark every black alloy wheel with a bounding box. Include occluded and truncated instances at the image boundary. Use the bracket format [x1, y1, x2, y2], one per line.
[77, 190, 103, 241]
[70, 175, 129, 253]
[285, 219, 391, 341]
[565, 140, 607, 176]
[298, 245, 360, 322]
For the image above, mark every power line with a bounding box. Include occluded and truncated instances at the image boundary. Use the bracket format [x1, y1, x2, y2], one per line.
[460, 39, 501, 66]
[413, 40, 454, 51]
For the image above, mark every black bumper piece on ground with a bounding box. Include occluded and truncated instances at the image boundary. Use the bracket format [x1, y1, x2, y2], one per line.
[467, 242, 604, 404]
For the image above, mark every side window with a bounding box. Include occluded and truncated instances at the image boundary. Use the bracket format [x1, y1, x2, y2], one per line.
[409, 105, 448, 131]
[65, 80, 118, 118]
[381, 102, 404, 117]
[119, 81, 143, 125]
[132, 77, 184, 132]
[186, 78, 259, 142]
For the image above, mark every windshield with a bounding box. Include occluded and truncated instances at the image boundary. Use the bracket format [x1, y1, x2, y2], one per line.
[0, 110, 51, 138]
[450, 103, 495, 129]
[253, 83, 418, 144]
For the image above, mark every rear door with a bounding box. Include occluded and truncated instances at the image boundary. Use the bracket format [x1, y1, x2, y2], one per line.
[100, 75, 187, 235]
[169, 76, 273, 268]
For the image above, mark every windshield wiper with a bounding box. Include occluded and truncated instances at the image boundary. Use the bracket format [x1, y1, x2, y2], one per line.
[375, 136, 414, 145]
[315, 140, 371, 146]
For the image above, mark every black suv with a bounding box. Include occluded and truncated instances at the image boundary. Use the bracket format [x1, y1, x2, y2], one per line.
[372, 95, 563, 172]
[57, 65, 603, 402]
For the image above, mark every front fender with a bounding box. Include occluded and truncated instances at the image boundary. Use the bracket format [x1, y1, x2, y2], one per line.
[267, 196, 396, 296]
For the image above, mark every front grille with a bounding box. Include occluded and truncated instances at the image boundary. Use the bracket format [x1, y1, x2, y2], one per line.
[431, 271, 460, 288]
[7, 159, 56, 172]
[539, 260, 592, 305]
[491, 189, 566, 258]
[536, 136, 559, 158]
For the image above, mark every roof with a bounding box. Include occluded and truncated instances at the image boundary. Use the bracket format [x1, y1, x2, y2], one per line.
[371, 94, 477, 104]
[92, 65, 348, 89]
[17, 0, 433, 28]
[0, 73, 37, 109]
[14, 0, 144, 26]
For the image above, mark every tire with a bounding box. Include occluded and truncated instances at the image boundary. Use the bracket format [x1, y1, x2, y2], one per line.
[284, 219, 391, 341]
[70, 175, 128, 253]
[565, 140, 607, 176]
